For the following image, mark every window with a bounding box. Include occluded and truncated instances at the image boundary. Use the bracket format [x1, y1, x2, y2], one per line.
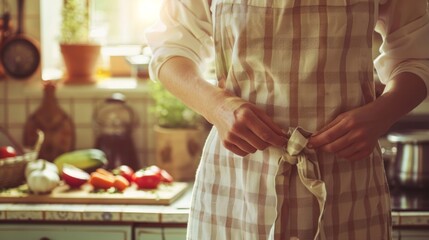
[40, 0, 162, 81]
[90, 0, 162, 45]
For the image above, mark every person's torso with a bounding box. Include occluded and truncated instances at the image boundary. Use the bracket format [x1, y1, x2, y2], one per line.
[211, 0, 377, 131]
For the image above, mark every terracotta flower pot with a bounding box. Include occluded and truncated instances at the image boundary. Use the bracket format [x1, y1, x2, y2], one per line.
[60, 43, 101, 85]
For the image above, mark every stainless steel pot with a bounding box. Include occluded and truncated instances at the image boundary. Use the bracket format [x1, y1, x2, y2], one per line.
[387, 130, 429, 188]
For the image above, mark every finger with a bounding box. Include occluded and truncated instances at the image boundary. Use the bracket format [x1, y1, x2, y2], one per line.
[333, 140, 373, 161]
[227, 120, 270, 151]
[249, 121, 286, 147]
[224, 143, 248, 157]
[246, 110, 287, 147]
[318, 130, 358, 153]
[312, 115, 343, 136]
[308, 118, 349, 148]
[226, 134, 257, 155]
[251, 106, 288, 137]
[235, 128, 270, 150]
[336, 142, 362, 158]
[345, 140, 377, 161]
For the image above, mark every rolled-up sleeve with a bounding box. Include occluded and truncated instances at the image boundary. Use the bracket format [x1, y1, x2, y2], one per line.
[374, 0, 429, 95]
[144, 0, 214, 80]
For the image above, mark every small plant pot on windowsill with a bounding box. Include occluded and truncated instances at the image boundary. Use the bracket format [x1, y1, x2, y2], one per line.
[60, 43, 101, 85]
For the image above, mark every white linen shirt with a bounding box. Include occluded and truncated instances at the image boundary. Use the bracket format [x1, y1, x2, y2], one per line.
[146, 0, 429, 94]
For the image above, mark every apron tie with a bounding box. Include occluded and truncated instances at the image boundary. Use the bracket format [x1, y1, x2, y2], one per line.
[280, 127, 327, 240]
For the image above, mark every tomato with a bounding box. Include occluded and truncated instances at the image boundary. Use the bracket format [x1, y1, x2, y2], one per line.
[133, 169, 161, 189]
[0, 146, 17, 159]
[146, 165, 174, 183]
[146, 165, 162, 175]
[112, 165, 135, 183]
[160, 169, 174, 183]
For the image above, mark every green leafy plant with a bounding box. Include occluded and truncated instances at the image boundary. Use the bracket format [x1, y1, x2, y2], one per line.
[148, 81, 201, 129]
[60, 0, 90, 43]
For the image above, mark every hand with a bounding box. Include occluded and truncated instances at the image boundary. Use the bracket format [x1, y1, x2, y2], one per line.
[209, 95, 287, 156]
[307, 104, 393, 161]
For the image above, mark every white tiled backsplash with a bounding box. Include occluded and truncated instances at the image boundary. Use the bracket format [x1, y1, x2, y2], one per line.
[0, 79, 157, 169]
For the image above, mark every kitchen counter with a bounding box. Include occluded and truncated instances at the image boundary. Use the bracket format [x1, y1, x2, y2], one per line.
[1, 184, 428, 228]
[2, 183, 429, 240]
[0, 184, 192, 225]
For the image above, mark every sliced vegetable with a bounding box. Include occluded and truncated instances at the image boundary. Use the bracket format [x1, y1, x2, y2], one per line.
[0, 146, 17, 159]
[160, 169, 174, 183]
[146, 165, 162, 175]
[112, 165, 135, 183]
[96, 168, 113, 176]
[89, 171, 115, 190]
[133, 169, 161, 189]
[113, 175, 130, 191]
[146, 165, 173, 183]
[62, 164, 90, 188]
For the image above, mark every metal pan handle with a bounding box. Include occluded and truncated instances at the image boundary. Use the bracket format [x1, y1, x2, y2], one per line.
[17, 0, 24, 34]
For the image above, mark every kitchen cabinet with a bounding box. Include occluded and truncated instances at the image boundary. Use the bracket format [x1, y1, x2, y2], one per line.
[163, 227, 187, 240]
[135, 227, 163, 240]
[135, 227, 187, 240]
[0, 223, 132, 240]
[392, 230, 400, 240]
[398, 229, 429, 240]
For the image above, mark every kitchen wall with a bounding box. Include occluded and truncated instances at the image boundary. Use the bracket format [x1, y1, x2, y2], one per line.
[0, 0, 428, 169]
[0, 0, 157, 168]
[0, 80, 157, 168]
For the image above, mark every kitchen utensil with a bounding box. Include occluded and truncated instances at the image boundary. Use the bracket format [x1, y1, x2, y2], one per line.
[93, 93, 139, 170]
[387, 129, 429, 188]
[0, 0, 40, 79]
[23, 81, 75, 162]
[0, 0, 11, 78]
[381, 145, 397, 186]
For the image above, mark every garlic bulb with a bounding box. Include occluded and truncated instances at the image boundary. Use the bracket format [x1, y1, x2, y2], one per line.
[25, 159, 58, 179]
[26, 164, 60, 194]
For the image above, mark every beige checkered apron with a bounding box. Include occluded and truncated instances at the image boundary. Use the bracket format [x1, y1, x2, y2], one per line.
[187, 0, 391, 239]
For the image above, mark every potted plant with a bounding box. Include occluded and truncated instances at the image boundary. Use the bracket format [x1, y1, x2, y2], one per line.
[60, 0, 100, 85]
[148, 81, 209, 181]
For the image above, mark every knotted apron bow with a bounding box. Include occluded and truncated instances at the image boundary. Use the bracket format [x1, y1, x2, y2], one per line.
[280, 127, 327, 240]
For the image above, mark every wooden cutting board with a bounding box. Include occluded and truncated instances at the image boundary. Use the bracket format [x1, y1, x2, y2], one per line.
[0, 182, 188, 205]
